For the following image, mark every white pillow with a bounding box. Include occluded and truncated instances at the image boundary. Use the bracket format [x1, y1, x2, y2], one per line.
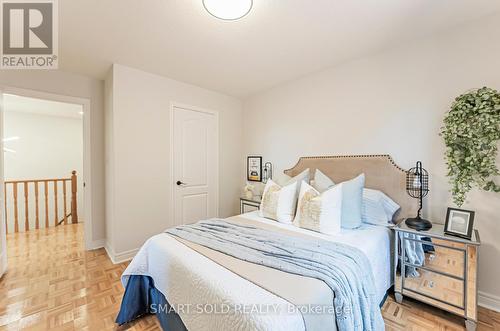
[362, 189, 400, 226]
[293, 181, 342, 235]
[259, 179, 298, 224]
[311, 169, 335, 192]
[276, 168, 310, 194]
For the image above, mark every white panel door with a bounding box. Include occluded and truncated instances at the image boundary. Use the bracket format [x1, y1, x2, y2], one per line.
[173, 105, 218, 226]
[0, 91, 7, 277]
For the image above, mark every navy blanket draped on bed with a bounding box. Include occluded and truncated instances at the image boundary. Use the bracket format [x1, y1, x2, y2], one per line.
[116, 275, 186, 331]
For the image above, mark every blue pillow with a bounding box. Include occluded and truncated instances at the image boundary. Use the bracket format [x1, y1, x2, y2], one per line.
[362, 188, 400, 226]
[340, 174, 365, 229]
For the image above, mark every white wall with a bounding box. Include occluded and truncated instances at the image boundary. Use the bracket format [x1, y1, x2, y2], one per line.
[243, 14, 500, 305]
[105, 64, 243, 261]
[3, 110, 83, 231]
[0, 70, 105, 247]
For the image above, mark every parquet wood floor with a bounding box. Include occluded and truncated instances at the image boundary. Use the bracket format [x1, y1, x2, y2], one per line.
[0, 224, 498, 330]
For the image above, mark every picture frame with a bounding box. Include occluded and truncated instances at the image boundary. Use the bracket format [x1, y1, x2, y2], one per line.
[444, 207, 475, 240]
[247, 156, 262, 182]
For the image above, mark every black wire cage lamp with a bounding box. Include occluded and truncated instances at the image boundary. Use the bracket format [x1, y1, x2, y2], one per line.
[405, 161, 432, 230]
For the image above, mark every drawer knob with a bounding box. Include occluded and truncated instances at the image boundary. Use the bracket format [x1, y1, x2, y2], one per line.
[428, 281, 435, 288]
[429, 254, 436, 261]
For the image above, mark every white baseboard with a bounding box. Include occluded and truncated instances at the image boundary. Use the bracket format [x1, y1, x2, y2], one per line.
[479, 291, 500, 313]
[0, 251, 6, 277]
[86, 239, 105, 250]
[104, 242, 115, 262]
[104, 242, 139, 264]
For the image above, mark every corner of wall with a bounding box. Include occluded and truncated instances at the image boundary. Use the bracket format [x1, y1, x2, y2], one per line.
[104, 241, 116, 263]
[104, 65, 116, 254]
[87, 239, 106, 250]
[104, 241, 139, 265]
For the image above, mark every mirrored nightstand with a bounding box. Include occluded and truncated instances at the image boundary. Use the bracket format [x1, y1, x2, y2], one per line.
[394, 221, 480, 331]
[240, 196, 261, 214]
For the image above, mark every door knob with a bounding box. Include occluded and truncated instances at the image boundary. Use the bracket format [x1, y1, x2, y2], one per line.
[176, 180, 186, 186]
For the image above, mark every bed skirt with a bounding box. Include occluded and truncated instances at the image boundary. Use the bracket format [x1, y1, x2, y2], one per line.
[116, 275, 390, 331]
[116, 275, 187, 331]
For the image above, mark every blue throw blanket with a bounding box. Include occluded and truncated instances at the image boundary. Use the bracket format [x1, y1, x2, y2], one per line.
[399, 232, 425, 278]
[166, 220, 384, 331]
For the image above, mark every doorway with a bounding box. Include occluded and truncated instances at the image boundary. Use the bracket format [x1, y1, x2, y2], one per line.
[0, 87, 92, 277]
[171, 103, 219, 226]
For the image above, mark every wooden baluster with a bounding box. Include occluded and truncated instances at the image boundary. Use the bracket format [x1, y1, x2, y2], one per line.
[24, 182, 29, 231]
[4, 176, 77, 231]
[13, 183, 18, 233]
[35, 181, 40, 229]
[44, 181, 49, 228]
[54, 181, 58, 226]
[71, 171, 78, 224]
[63, 180, 67, 225]
[4, 183, 8, 234]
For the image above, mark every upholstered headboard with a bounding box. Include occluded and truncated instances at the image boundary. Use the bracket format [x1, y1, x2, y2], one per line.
[284, 154, 417, 220]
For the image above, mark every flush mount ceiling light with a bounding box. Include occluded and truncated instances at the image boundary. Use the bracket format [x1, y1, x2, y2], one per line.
[203, 0, 252, 20]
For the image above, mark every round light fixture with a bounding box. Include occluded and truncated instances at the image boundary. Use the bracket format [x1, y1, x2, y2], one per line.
[203, 0, 252, 20]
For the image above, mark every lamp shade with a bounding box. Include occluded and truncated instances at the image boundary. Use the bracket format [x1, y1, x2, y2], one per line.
[406, 161, 429, 199]
[405, 161, 432, 231]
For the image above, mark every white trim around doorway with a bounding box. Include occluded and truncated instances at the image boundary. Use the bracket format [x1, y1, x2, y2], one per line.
[0, 86, 94, 250]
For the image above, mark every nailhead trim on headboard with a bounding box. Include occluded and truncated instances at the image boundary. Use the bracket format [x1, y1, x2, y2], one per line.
[283, 154, 407, 174]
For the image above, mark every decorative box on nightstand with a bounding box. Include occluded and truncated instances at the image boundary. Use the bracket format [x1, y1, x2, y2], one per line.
[394, 221, 481, 331]
[240, 196, 261, 214]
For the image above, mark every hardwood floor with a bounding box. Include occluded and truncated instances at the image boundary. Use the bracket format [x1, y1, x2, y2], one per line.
[0, 224, 499, 330]
[0, 224, 160, 331]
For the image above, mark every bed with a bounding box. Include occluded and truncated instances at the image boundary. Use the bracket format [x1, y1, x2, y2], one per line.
[116, 155, 417, 331]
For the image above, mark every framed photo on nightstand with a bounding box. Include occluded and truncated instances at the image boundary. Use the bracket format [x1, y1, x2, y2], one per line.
[444, 207, 475, 240]
[247, 156, 262, 182]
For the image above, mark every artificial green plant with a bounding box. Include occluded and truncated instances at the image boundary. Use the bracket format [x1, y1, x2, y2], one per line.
[440, 87, 500, 206]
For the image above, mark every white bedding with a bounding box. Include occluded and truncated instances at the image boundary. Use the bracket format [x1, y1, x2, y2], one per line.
[122, 211, 393, 331]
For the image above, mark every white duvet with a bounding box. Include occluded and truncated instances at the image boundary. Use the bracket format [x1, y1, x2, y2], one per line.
[122, 211, 393, 331]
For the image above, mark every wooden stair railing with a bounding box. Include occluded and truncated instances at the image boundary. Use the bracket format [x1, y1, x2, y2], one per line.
[4, 171, 78, 233]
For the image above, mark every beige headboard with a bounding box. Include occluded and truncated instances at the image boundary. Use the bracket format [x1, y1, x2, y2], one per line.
[284, 154, 417, 220]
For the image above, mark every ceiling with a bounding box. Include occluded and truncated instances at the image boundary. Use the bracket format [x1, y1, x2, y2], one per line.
[59, 1, 500, 97]
[4, 94, 83, 119]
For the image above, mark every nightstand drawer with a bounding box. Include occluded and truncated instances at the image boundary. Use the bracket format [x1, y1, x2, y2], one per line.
[402, 235, 465, 278]
[240, 197, 261, 214]
[424, 244, 464, 278]
[241, 203, 259, 213]
[403, 267, 464, 308]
